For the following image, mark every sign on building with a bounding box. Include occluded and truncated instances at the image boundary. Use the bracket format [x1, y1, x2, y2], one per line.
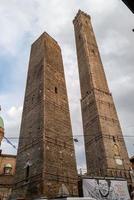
[83, 178, 130, 200]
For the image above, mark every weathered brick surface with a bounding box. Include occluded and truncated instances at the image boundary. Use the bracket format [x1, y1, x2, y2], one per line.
[11, 33, 78, 199]
[73, 10, 131, 183]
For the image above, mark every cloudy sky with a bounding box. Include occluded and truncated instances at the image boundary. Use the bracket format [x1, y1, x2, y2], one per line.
[0, 0, 134, 171]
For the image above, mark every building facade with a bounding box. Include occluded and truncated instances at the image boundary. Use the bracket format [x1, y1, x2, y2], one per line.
[73, 10, 131, 184]
[0, 154, 16, 200]
[0, 114, 16, 200]
[11, 32, 78, 199]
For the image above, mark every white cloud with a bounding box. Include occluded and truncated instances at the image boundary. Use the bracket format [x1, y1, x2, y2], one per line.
[0, 1, 34, 54]
[101, 31, 129, 56]
[5, 106, 22, 135]
[88, 0, 118, 14]
[7, 106, 22, 118]
[1, 106, 22, 155]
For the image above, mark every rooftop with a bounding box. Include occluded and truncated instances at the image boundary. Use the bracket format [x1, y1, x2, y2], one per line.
[0, 154, 16, 158]
[32, 32, 59, 48]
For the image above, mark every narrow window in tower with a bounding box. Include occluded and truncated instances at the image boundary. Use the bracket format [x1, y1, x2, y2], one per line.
[31, 94, 35, 103]
[91, 49, 95, 55]
[55, 87, 58, 94]
[26, 165, 30, 180]
[113, 136, 116, 143]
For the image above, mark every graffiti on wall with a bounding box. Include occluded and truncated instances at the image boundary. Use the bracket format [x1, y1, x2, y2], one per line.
[83, 179, 130, 200]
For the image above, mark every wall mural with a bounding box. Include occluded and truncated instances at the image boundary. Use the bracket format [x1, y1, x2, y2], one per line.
[83, 178, 130, 200]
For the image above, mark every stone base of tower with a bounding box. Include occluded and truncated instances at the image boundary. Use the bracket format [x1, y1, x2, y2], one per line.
[10, 177, 78, 200]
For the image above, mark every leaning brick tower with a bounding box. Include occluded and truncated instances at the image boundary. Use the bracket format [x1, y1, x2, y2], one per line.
[11, 33, 78, 199]
[73, 10, 131, 183]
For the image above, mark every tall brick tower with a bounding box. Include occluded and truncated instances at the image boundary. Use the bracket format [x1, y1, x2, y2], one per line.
[11, 33, 78, 199]
[73, 10, 131, 182]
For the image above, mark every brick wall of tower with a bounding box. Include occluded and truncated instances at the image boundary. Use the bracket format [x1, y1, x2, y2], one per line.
[43, 35, 78, 197]
[73, 10, 131, 183]
[11, 34, 45, 199]
[11, 33, 78, 199]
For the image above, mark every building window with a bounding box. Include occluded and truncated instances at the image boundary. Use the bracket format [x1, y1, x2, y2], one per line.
[4, 164, 12, 175]
[55, 87, 58, 94]
[113, 136, 116, 143]
[26, 165, 30, 179]
[31, 94, 35, 103]
[91, 49, 95, 55]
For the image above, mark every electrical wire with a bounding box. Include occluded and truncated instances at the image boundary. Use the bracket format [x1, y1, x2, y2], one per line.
[2, 133, 134, 151]
[3, 134, 134, 139]
[3, 136, 17, 150]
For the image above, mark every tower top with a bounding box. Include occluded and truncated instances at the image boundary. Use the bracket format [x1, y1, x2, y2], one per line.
[32, 32, 60, 48]
[73, 10, 91, 24]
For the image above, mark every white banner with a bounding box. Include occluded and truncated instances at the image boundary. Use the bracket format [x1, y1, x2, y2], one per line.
[83, 178, 130, 200]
